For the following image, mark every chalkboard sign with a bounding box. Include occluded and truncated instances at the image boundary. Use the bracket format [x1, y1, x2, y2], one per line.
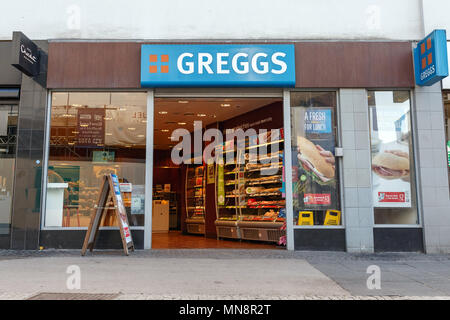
[81, 174, 134, 256]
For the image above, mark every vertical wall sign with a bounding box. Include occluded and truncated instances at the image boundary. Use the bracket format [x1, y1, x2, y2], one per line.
[11, 32, 40, 77]
[11, 31, 48, 87]
[414, 29, 449, 86]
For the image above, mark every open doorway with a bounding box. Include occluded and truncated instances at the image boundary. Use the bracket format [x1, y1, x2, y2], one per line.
[151, 97, 286, 249]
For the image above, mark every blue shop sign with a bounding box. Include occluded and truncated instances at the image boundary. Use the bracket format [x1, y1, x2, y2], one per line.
[414, 29, 449, 86]
[140, 44, 295, 87]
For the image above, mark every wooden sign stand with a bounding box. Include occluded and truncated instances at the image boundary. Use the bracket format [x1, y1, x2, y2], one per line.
[82, 174, 135, 256]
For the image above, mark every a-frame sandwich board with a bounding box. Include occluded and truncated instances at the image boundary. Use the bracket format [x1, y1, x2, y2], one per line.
[81, 174, 134, 256]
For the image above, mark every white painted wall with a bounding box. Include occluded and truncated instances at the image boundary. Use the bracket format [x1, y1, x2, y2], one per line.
[422, 0, 450, 88]
[444, 42, 450, 89]
[423, 0, 450, 38]
[0, 0, 423, 40]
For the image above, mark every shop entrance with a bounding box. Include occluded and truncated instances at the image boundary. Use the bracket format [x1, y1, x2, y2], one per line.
[151, 96, 286, 249]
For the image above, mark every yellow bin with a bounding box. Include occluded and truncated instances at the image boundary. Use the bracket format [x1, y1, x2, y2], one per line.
[324, 210, 341, 226]
[297, 211, 314, 226]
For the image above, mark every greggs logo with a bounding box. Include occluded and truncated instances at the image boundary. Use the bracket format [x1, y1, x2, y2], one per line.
[140, 44, 296, 87]
[149, 54, 169, 73]
[418, 36, 436, 81]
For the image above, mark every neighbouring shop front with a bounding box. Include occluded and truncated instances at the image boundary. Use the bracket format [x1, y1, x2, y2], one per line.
[4, 35, 450, 253]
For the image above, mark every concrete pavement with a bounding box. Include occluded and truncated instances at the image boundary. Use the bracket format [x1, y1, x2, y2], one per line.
[0, 249, 449, 299]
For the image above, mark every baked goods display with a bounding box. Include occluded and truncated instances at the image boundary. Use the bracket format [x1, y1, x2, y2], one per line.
[216, 128, 285, 225]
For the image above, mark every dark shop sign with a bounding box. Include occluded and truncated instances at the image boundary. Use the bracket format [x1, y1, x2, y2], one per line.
[11, 31, 40, 77]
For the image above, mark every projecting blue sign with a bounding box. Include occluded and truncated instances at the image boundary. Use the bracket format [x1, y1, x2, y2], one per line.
[414, 29, 449, 86]
[140, 44, 296, 87]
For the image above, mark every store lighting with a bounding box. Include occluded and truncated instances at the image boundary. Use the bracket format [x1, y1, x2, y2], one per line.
[161, 129, 169, 132]
[178, 100, 189, 104]
[72, 131, 79, 134]
[221, 103, 231, 107]
[178, 122, 186, 125]
[105, 133, 112, 136]
[128, 127, 136, 131]
[197, 113, 206, 117]
[159, 111, 168, 115]
[137, 134, 145, 138]
[119, 107, 127, 111]
[80, 124, 89, 127]
[104, 117, 113, 121]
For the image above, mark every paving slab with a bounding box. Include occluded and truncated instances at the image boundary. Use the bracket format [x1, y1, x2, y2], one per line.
[0, 256, 349, 297]
[0, 249, 449, 298]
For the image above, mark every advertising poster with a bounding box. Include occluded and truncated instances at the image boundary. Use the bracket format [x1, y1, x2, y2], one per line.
[447, 141, 450, 167]
[110, 174, 133, 244]
[92, 151, 115, 163]
[370, 98, 412, 208]
[217, 162, 225, 206]
[104, 106, 146, 147]
[131, 185, 145, 215]
[207, 160, 215, 184]
[77, 108, 105, 146]
[293, 107, 337, 209]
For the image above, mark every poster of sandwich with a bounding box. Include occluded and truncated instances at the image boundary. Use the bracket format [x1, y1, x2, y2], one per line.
[370, 93, 412, 208]
[292, 107, 338, 209]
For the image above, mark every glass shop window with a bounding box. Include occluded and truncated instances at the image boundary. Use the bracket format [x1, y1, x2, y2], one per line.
[46, 92, 147, 228]
[368, 91, 419, 224]
[290, 92, 342, 226]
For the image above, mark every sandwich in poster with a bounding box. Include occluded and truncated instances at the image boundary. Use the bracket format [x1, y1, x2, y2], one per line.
[296, 136, 335, 187]
[371, 150, 410, 182]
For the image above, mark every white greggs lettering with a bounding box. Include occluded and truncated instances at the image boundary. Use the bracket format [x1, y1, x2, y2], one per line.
[177, 52, 287, 75]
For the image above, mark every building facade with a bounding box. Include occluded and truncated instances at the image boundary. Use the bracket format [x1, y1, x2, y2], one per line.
[0, 0, 449, 253]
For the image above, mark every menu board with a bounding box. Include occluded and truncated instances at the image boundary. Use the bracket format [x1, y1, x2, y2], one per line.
[77, 108, 105, 146]
[370, 100, 412, 208]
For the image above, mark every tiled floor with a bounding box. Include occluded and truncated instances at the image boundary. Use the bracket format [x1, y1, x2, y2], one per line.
[152, 231, 280, 249]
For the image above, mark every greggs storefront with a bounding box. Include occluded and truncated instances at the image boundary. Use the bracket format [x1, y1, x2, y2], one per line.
[9, 38, 447, 253]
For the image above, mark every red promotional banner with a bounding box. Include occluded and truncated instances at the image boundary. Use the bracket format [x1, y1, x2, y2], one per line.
[378, 192, 407, 203]
[77, 108, 105, 146]
[303, 193, 331, 205]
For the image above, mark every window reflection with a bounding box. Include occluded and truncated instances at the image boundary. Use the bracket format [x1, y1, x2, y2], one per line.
[46, 92, 147, 228]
